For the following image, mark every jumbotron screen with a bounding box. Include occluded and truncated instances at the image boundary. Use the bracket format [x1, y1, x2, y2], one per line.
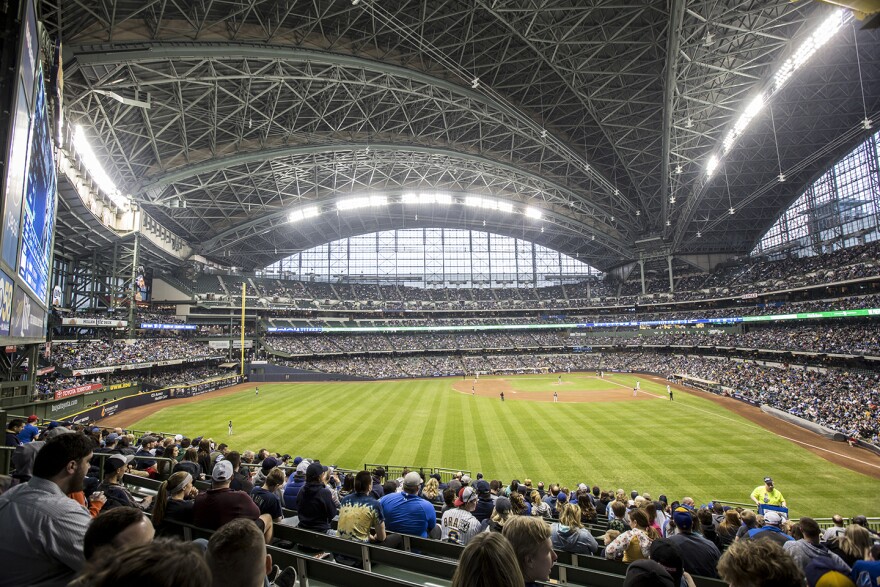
[18, 65, 56, 304]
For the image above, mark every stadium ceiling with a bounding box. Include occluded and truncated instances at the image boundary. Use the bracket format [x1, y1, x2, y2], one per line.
[44, 0, 880, 272]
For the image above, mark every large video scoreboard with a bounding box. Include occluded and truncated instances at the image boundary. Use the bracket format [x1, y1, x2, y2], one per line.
[0, 0, 57, 344]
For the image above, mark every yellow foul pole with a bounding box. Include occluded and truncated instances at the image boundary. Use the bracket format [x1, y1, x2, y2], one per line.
[240, 282, 246, 377]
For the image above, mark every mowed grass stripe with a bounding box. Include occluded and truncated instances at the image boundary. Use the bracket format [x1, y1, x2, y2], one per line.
[128, 379, 880, 516]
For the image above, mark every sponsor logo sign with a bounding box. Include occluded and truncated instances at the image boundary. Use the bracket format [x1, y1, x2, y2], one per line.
[54, 382, 102, 400]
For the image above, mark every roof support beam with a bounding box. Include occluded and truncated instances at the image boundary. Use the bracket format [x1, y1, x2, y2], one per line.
[661, 0, 686, 234]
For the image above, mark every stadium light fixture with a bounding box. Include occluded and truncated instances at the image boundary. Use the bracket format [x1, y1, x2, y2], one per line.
[706, 155, 719, 177]
[402, 192, 451, 205]
[73, 125, 131, 210]
[524, 207, 542, 219]
[773, 10, 844, 92]
[288, 206, 319, 223]
[336, 195, 387, 211]
[722, 93, 765, 154]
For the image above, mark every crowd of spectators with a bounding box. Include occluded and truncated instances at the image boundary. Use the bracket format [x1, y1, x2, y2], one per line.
[52, 339, 218, 370]
[2, 425, 878, 587]
[193, 241, 880, 311]
[265, 318, 880, 357]
[142, 366, 238, 389]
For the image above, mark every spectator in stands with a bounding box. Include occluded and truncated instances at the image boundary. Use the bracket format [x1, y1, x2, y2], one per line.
[370, 467, 386, 500]
[609, 500, 629, 534]
[442, 486, 482, 546]
[783, 517, 851, 577]
[206, 519, 295, 587]
[157, 444, 180, 477]
[550, 503, 598, 555]
[717, 539, 804, 587]
[472, 479, 496, 523]
[295, 461, 338, 535]
[282, 458, 309, 509]
[5, 418, 24, 447]
[852, 516, 880, 541]
[530, 490, 551, 518]
[503, 515, 557, 587]
[751, 477, 786, 509]
[851, 544, 880, 587]
[81, 507, 154, 564]
[451, 532, 524, 587]
[715, 509, 741, 551]
[174, 447, 203, 479]
[251, 467, 285, 523]
[697, 508, 721, 550]
[75, 537, 211, 587]
[0, 433, 95, 586]
[605, 508, 655, 563]
[509, 491, 530, 516]
[152, 471, 198, 530]
[134, 435, 158, 471]
[197, 438, 213, 477]
[336, 470, 401, 565]
[736, 509, 758, 541]
[827, 525, 872, 568]
[225, 451, 253, 493]
[380, 470, 438, 539]
[649, 538, 697, 587]
[667, 506, 721, 578]
[99, 454, 153, 511]
[748, 510, 793, 545]
[577, 489, 598, 524]
[194, 460, 273, 542]
[18, 415, 40, 443]
[421, 476, 442, 505]
[253, 455, 280, 487]
[484, 497, 513, 533]
[823, 515, 847, 542]
[622, 559, 675, 587]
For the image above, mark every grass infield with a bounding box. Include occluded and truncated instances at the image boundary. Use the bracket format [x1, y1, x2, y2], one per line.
[129, 374, 879, 517]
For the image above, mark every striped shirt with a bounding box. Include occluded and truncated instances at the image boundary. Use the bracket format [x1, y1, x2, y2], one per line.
[0, 476, 92, 586]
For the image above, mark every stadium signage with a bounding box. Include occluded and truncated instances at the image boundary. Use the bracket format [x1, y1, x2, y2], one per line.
[266, 307, 880, 333]
[139, 323, 197, 330]
[108, 381, 135, 391]
[61, 318, 128, 327]
[51, 398, 80, 413]
[54, 382, 102, 400]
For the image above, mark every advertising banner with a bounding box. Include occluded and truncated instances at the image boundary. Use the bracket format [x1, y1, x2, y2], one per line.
[54, 382, 102, 400]
[10, 286, 46, 339]
[140, 323, 197, 330]
[0, 269, 13, 337]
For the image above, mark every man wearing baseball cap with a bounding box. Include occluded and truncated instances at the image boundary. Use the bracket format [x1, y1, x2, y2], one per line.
[747, 510, 794, 545]
[441, 486, 481, 546]
[380, 471, 438, 538]
[750, 477, 787, 509]
[666, 506, 721, 578]
[295, 461, 338, 535]
[194, 460, 273, 542]
[100, 454, 153, 511]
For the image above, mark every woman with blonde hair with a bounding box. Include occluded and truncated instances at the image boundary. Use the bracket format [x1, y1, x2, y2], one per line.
[502, 516, 558, 587]
[451, 532, 524, 587]
[530, 490, 550, 518]
[485, 497, 514, 532]
[421, 477, 441, 504]
[604, 508, 654, 563]
[551, 503, 598, 554]
[829, 524, 873, 567]
[716, 509, 741, 551]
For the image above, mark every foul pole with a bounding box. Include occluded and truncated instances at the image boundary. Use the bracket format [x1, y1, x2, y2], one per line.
[240, 282, 246, 377]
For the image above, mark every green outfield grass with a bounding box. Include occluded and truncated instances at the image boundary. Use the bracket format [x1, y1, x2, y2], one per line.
[129, 374, 880, 517]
